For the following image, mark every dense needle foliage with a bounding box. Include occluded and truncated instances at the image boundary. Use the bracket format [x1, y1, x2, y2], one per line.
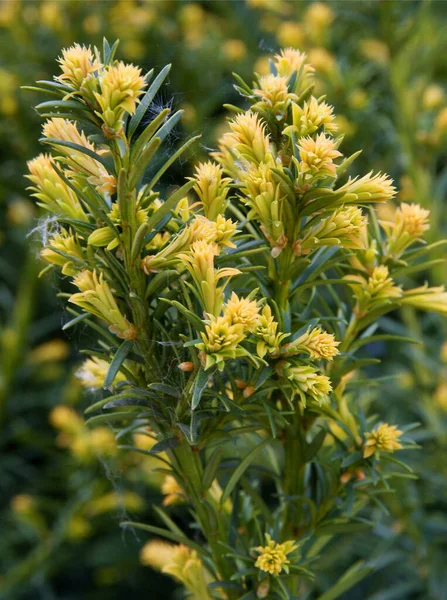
[21, 37, 447, 600]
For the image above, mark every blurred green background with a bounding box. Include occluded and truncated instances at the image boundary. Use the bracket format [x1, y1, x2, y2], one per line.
[1, 1, 447, 599]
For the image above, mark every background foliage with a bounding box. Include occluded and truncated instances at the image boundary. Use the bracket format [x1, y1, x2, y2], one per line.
[0, 1, 446, 599]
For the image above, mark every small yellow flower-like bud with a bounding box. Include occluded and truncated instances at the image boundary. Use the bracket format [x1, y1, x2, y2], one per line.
[401, 284, 447, 316]
[161, 475, 185, 506]
[26, 154, 87, 220]
[338, 171, 396, 204]
[186, 216, 217, 245]
[188, 215, 237, 249]
[69, 270, 137, 340]
[182, 238, 220, 265]
[94, 61, 147, 132]
[252, 73, 297, 117]
[254, 534, 298, 576]
[347, 265, 402, 317]
[283, 327, 340, 361]
[42, 118, 116, 196]
[165, 545, 213, 599]
[214, 214, 238, 247]
[298, 132, 342, 181]
[196, 315, 246, 370]
[179, 240, 241, 316]
[285, 96, 337, 138]
[255, 304, 289, 358]
[76, 357, 126, 389]
[240, 161, 285, 247]
[42, 117, 88, 147]
[141, 226, 192, 274]
[223, 292, 260, 331]
[297, 206, 367, 255]
[381, 203, 430, 258]
[202, 316, 245, 353]
[56, 43, 101, 88]
[41, 229, 85, 276]
[275, 362, 332, 406]
[140, 540, 178, 570]
[274, 48, 314, 79]
[396, 203, 431, 237]
[363, 423, 403, 458]
[141, 540, 213, 599]
[192, 161, 231, 221]
[214, 111, 271, 170]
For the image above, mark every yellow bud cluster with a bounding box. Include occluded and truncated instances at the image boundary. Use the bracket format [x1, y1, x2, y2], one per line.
[298, 132, 342, 181]
[381, 203, 430, 258]
[214, 111, 271, 171]
[254, 534, 298, 576]
[141, 215, 237, 275]
[285, 96, 338, 137]
[192, 161, 231, 221]
[274, 48, 314, 80]
[255, 305, 289, 359]
[283, 326, 340, 361]
[239, 161, 287, 253]
[42, 118, 116, 196]
[41, 229, 84, 277]
[76, 357, 127, 389]
[401, 284, 447, 316]
[141, 541, 212, 599]
[179, 240, 240, 316]
[347, 265, 402, 317]
[197, 315, 246, 370]
[275, 361, 332, 406]
[94, 61, 147, 132]
[56, 43, 101, 88]
[296, 206, 367, 255]
[70, 270, 137, 340]
[26, 154, 86, 220]
[224, 292, 260, 331]
[337, 171, 396, 204]
[364, 423, 403, 458]
[252, 73, 297, 117]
